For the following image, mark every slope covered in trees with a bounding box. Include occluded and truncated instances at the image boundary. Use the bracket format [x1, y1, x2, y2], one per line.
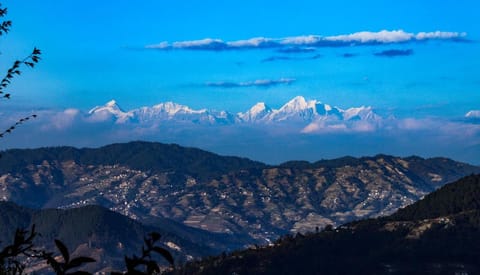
[0, 202, 213, 273]
[1, 142, 479, 249]
[174, 174, 480, 274]
[0, 141, 266, 180]
[390, 173, 480, 220]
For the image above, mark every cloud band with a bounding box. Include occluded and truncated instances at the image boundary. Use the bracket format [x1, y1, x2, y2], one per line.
[146, 30, 467, 51]
[206, 78, 296, 88]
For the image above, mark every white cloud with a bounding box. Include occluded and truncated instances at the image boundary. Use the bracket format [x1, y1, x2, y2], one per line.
[466, 110, 480, 118]
[2, 104, 480, 165]
[396, 118, 426, 130]
[86, 110, 115, 122]
[301, 120, 378, 134]
[227, 37, 275, 48]
[172, 38, 225, 49]
[206, 78, 296, 88]
[41, 108, 80, 130]
[280, 35, 322, 45]
[145, 30, 467, 51]
[388, 118, 480, 139]
[301, 116, 480, 139]
[326, 30, 414, 43]
[415, 31, 466, 40]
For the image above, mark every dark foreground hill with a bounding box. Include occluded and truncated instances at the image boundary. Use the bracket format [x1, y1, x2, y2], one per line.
[174, 174, 480, 275]
[0, 202, 242, 273]
[1, 141, 479, 249]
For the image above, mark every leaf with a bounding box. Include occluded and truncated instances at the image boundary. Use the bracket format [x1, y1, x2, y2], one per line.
[146, 260, 160, 274]
[149, 232, 161, 242]
[152, 246, 174, 265]
[67, 256, 96, 269]
[125, 256, 135, 271]
[55, 239, 70, 263]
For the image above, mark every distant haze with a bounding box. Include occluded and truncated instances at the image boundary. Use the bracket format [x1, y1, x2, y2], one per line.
[1, 96, 479, 165]
[1, 1, 479, 164]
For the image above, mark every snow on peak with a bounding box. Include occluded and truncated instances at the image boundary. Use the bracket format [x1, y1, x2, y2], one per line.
[281, 96, 309, 111]
[250, 102, 269, 113]
[151, 101, 200, 115]
[85, 97, 381, 126]
[239, 102, 273, 122]
[106, 100, 118, 107]
[268, 96, 325, 122]
[343, 106, 379, 121]
[89, 99, 124, 113]
[87, 100, 132, 123]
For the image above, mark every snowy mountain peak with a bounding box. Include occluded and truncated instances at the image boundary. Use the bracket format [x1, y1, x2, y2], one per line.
[249, 102, 272, 114]
[88, 99, 125, 114]
[106, 100, 118, 107]
[87, 99, 133, 123]
[267, 96, 322, 122]
[152, 101, 195, 115]
[239, 102, 273, 122]
[85, 96, 381, 126]
[281, 96, 309, 111]
[343, 106, 379, 121]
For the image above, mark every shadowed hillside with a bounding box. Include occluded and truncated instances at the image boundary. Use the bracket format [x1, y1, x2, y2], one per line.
[0, 202, 225, 273]
[1, 142, 479, 250]
[174, 174, 480, 275]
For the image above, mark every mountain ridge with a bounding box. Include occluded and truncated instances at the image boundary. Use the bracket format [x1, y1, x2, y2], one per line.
[1, 141, 479, 248]
[87, 96, 379, 125]
[175, 174, 480, 274]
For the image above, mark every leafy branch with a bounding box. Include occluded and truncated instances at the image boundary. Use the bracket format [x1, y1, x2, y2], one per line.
[0, 48, 42, 99]
[112, 232, 174, 275]
[0, 2, 41, 140]
[40, 240, 95, 275]
[0, 226, 175, 274]
[0, 4, 12, 36]
[0, 225, 95, 275]
[0, 225, 39, 274]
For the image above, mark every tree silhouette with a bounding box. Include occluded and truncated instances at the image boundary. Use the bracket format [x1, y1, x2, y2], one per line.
[0, 3, 40, 140]
[0, 225, 38, 274]
[112, 232, 174, 275]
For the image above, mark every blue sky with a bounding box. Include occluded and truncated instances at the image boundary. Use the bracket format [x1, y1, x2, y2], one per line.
[1, 0, 480, 164]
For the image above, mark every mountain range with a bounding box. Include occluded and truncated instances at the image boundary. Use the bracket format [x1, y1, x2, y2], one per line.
[175, 173, 480, 274]
[87, 96, 380, 125]
[1, 141, 478, 249]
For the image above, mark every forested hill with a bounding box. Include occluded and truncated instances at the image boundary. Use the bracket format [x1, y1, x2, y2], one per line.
[0, 202, 224, 273]
[0, 141, 266, 180]
[175, 174, 480, 275]
[390, 173, 480, 220]
[1, 142, 479, 247]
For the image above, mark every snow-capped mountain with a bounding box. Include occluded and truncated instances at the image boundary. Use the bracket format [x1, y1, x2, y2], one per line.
[86, 96, 380, 126]
[88, 100, 134, 123]
[263, 96, 343, 122]
[238, 102, 273, 122]
[132, 102, 210, 122]
[342, 106, 381, 121]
